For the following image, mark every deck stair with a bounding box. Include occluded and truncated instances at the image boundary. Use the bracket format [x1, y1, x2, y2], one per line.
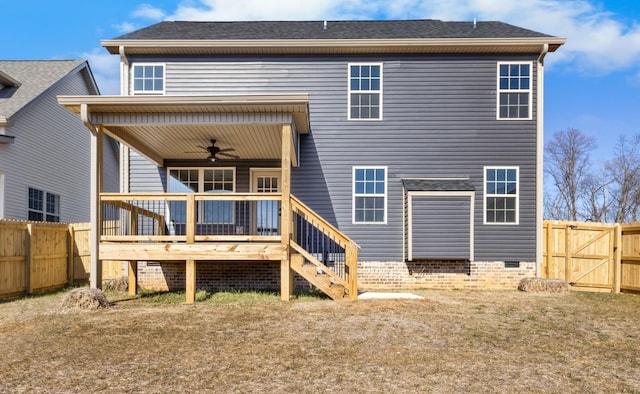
[290, 249, 348, 300]
[289, 195, 360, 300]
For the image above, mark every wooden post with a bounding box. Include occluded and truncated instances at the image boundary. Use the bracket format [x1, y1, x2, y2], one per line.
[186, 259, 196, 304]
[89, 122, 103, 289]
[614, 224, 622, 294]
[26, 223, 33, 294]
[545, 221, 554, 278]
[280, 124, 292, 301]
[185, 194, 196, 303]
[128, 261, 138, 296]
[565, 224, 572, 283]
[186, 194, 196, 244]
[346, 243, 359, 300]
[68, 224, 75, 286]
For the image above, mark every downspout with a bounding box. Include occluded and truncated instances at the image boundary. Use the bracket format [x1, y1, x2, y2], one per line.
[82, 104, 104, 289]
[119, 45, 131, 194]
[536, 43, 548, 277]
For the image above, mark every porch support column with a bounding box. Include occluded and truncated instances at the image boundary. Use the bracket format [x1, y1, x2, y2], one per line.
[280, 124, 293, 301]
[186, 259, 196, 304]
[128, 261, 138, 296]
[87, 112, 103, 289]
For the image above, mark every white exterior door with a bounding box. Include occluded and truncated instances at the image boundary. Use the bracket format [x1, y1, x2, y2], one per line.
[251, 169, 280, 235]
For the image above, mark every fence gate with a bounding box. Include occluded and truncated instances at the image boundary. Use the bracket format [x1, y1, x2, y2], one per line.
[543, 222, 616, 292]
[621, 225, 640, 292]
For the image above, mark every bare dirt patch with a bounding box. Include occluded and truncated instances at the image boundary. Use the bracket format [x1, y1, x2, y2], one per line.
[0, 289, 639, 392]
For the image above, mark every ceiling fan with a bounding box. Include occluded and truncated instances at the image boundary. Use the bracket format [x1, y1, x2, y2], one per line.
[188, 139, 239, 161]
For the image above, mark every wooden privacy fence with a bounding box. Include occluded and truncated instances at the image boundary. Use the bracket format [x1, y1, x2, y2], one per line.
[542, 221, 640, 293]
[0, 220, 121, 298]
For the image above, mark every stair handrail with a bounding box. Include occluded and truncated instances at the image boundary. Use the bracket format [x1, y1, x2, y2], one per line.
[290, 195, 359, 300]
[290, 195, 360, 250]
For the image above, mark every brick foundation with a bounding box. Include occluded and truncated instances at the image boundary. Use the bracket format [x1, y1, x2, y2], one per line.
[358, 260, 536, 290]
[133, 259, 535, 292]
[136, 261, 314, 292]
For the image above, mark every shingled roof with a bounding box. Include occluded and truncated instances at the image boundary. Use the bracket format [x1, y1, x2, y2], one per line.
[104, 19, 564, 56]
[114, 20, 554, 41]
[0, 60, 98, 124]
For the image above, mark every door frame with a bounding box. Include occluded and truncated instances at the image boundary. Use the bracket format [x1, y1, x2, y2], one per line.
[250, 168, 281, 235]
[249, 168, 281, 192]
[406, 191, 475, 261]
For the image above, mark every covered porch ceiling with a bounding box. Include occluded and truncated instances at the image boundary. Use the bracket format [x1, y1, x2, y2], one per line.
[58, 94, 310, 166]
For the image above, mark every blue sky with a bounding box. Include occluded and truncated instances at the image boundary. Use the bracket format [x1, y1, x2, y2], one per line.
[3, 0, 640, 166]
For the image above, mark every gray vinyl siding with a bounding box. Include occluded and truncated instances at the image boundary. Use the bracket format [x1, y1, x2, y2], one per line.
[128, 54, 539, 262]
[409, 195, 471, 260]
[0, 70, 117, 222]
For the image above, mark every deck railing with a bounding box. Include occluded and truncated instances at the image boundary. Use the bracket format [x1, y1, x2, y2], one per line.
[100, 192, 281, 242]
[99, 192, 358, 299]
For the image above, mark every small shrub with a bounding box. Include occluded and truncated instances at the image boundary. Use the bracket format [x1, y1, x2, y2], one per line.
[60, 288, 111, 310]
[518, 277, 570, 293]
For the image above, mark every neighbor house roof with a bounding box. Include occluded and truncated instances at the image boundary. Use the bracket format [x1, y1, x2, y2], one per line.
[103, 19, 565, 56]
[0, 60, 99, 126]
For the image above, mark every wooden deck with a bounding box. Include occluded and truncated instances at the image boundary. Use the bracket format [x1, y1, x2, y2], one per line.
[96, 192, 359, 302]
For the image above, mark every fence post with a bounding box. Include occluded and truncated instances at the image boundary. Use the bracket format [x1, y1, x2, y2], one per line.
[26, 223, 34, 294]
[565, 224, 572, 283]
[614, 224, 622, 294]
[68, 224, 75, 286]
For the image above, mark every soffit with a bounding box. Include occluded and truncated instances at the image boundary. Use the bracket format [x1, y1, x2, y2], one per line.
[58, 94, 309, 165]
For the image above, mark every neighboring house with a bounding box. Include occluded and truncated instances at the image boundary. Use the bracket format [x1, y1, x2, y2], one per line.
[59, 20, 564, 301]
[0, 60, 118, 223]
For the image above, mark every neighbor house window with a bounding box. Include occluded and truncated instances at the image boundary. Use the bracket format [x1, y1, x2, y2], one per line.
[484, 167, 518, 224]
[28, 187, 60, 222]
[497, 62, 531, 119]
[353, 166, 387, 223]
[132, 63, 164, 95]
[349, 63, 382, 120]
[167, 168, 235, 224]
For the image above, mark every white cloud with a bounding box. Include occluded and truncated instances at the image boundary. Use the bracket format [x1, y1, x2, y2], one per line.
[132, 4, 167, 20]
[81, 48, 121, 95]
[113, 22, 137, 34]
[158, 0, 640, 74]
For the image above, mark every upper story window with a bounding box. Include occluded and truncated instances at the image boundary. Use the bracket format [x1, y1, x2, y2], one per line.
[484, 167, 519, 224]
[497, 62, 531, 120]
[353, 166, 387, 224]
[132, 64, 164, 95]
[28, 187, 60, 222]
[349, 63, 382, 120]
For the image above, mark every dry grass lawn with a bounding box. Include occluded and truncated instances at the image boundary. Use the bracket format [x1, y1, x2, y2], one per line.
[1, 288, 639, 393]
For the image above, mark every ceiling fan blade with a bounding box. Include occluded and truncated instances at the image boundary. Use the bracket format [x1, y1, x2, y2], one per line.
[217, 152, 240, 159]
[218, 148, 236, 153]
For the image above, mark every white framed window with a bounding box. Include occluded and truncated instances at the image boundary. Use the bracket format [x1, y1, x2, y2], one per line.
[497, 62, 532, 120]
[484, 166, 519, 224]
[28, 187, 60, 222]
[167, 168, 235, 224]
[348, 63, 383, 120]
[131, 63, 165, 95]
[353, 166, 387, 224]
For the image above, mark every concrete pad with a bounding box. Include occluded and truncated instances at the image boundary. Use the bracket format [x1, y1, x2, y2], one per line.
[358, 292, 424, 300]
